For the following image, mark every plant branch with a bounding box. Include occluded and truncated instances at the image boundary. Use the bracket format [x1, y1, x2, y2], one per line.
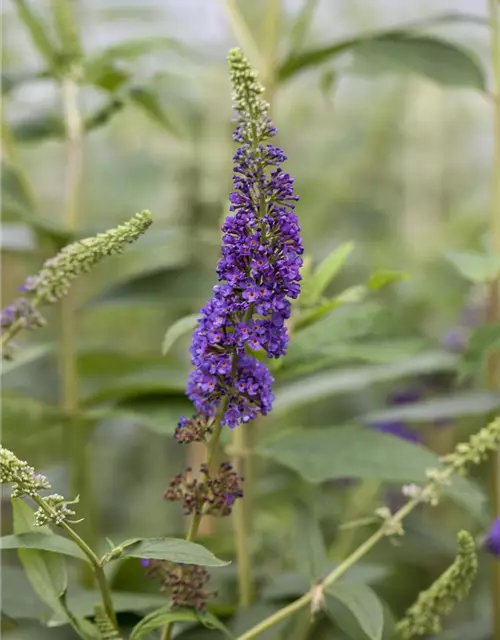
[488, 2, 500, 639]
[234, 465, 464, 640]
[28, 490, 118, 631]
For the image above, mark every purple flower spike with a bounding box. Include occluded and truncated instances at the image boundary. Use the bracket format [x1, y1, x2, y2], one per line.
[486, 518, 500, 557]
[182, 49, 303, 429]
[372, 421, 421, 445]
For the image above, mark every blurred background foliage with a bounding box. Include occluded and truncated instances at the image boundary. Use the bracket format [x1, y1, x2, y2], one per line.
[2, 0, 500, 638]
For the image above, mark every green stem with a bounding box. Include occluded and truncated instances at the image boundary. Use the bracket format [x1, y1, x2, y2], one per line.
[161, 395, 229, 638]
[235, 470, 453, 640]
[232, 424, 254, 605]
[59, 75, 98, 562]
[28, 491, 118, 631]
[488, 2, 500, 639]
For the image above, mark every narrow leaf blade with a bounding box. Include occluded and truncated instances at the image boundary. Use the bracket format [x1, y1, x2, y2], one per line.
[117, 537, 230, 567]
[325, 583, 384, 640]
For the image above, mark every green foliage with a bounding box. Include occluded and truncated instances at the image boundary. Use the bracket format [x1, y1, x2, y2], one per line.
[291, 501, 328, 582]
[278, 13, 487, 90]
[162, 313, 200, 355]
[11, 500, 68, 617]
[444, 250, 500, 283]
[325, 583, 385, 640]
[0, 532, 86, 560]
[257, 426, 485, 517]
[111, 537, 230, 566]
[129, 606, 234, 640]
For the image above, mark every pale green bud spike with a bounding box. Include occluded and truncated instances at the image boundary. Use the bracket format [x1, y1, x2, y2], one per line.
[227, 47, 268, 120]
[442, 415, 500, 473]
[395, 531, 478, 639]
[24, 210, 153, 304]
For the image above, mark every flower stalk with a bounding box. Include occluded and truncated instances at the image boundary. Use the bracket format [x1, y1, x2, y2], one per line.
[160, 47, 302, 637]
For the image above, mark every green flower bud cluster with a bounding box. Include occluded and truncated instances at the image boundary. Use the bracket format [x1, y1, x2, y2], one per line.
[23, 210, 152, 304]
[395, 531, 477, 639]
[0, 446, 50, 498]
[34, 494, 78, 526]
[441, 415, 500, 472]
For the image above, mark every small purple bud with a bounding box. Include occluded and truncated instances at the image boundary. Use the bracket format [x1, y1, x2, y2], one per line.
[486, 518, 500, 557]
[140, 558, 150, 568]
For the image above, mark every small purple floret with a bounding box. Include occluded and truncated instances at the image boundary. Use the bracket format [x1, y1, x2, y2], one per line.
[486, 518, 500, 557]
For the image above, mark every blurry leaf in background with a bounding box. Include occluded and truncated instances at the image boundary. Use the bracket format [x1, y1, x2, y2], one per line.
[325, 582, 385, 640]
[1, 565, 51, 620]
[78, 350, 187, 406]
[288, 0, 319, 53]
[294, 285, 368, 330]
[444, 250, 500, 283]
[278, 13, 486, 91]
[11, 499, 68, 617]
[348, 37, 485, 90]
[360, 391, 500, 424]
[84, 36, 196, 85]
[273, 351, 457, 412]
[301, 241, 355, 307]
[113, 396, 192, 436]
[292, 501, 328, 582]
[229, 603, 288, 640]
[257, 426, 485, 517]
[129, 605, 233, 640]
[368, 270, 409, 291]
[83, 228, 189, 307]
[0, 533, 86, 560]
[129, 87, 183, 136]
[12, 0, 60, 73]
[162, 313, 200, 356]
[117, 537, 230, 567]
[459, 325, 500, 383]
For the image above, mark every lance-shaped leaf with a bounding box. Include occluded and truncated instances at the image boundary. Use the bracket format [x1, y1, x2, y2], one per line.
[325, 583, 385, 640]
[108, 537, 230, 567]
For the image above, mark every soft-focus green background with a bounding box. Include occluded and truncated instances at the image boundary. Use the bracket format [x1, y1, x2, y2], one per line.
[2, 1, 499, 638]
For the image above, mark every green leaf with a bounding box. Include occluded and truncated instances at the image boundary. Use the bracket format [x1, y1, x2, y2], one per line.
[0, 532, 86, 560]
[273, 351, 457, 413]
[115, 537, 230, 567]
[302, 242, 354, 306]
[256, 426, 485, 518]
[0, 565, 51, 619]
[278, 13, 487, 90]
[79, 351, 187, 406]
[361, 391, 500, 424]
[11, 113, 65, 142]
[12, 0, 60, 72]
[325, 583, 384, 640]
[162, 313, 200, 355]
[295, 285, 368, 330]
[51, 0, 82, 62]
[288, 302, 382, 364]
[129, 606, 234, 640]
[130, 87, 181, 135]
[368, 269, 409, 291]
[84, 97, 126, 131]
[288, 0, 319, 52]
[113, 396, 193, 435]
[84, 36, 194, 83]
[1, 343, 54, 377]
[83, 227, 189, 307]
[445, 250, 500, 283]
[348, 36, 485, 90]
[292, 502, 328, 582]
[12, 499, 68, 615]
[460, 325, 500, 382]
[229, 603, 287, 640]
[47, 590, 167, 624]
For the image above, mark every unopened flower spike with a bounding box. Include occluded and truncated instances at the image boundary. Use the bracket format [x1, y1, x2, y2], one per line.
[1, 210, 152, 350]
[395, 531, 478, 639]
[176, 48, 303, 430]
